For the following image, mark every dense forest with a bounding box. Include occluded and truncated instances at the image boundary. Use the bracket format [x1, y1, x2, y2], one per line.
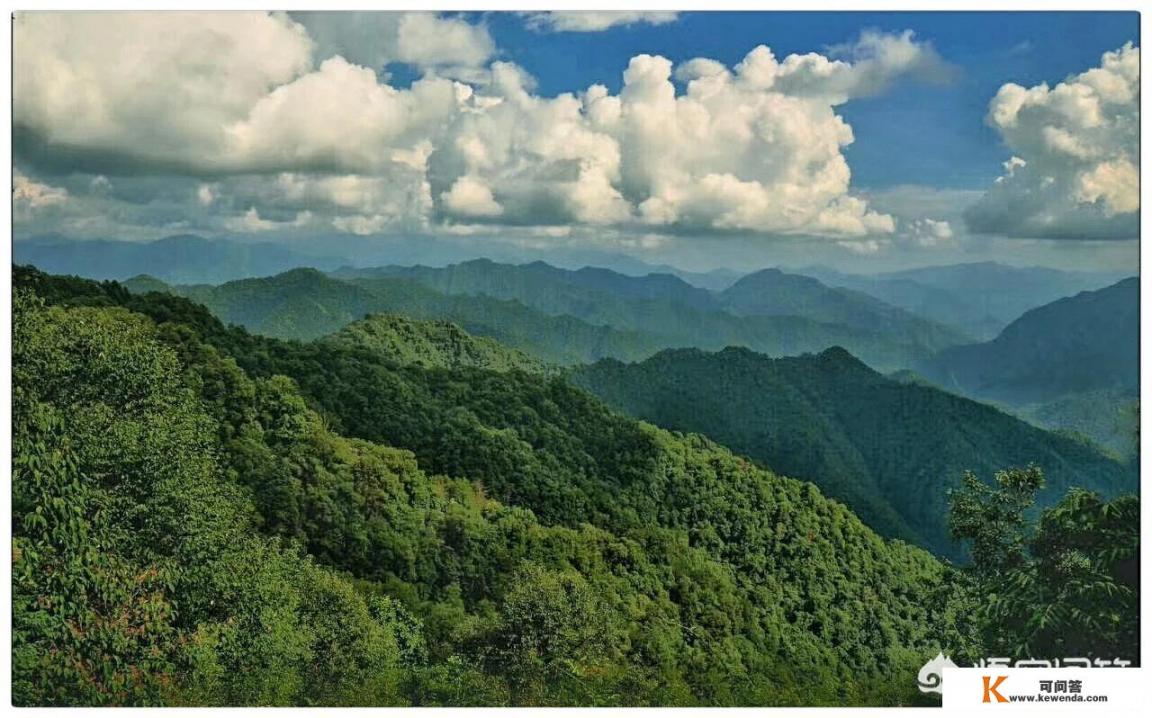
[11, 265, 1140, 706]
[127, 268, 663, 365]
[337, 259, 965, 370]
[572, 346, 1137, 557]
[129, 260, 963, 371]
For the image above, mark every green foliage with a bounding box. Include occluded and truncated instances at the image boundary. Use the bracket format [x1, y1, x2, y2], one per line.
[12, 266, 981, 706]
[1015, 390, 1139, 461]
[949, 467, 1139, 662]
[949, 466, 1047, 574]
[153, 267, 663, 364]
[344, 259, 965, 371]
[572, 346, 1135, 557]
[11, 291, 410, 706]
[326, 312, 550, 373]
[480, 564, 624, 705]
[12, 401, 179, 706]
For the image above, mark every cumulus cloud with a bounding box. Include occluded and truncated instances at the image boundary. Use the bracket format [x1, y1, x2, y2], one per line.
[14, 12, 466, 175]
[224, 207, 313, 233]
[14, 12, 313, 168]
[395, 13, 495, 68]
[441, 176, 504, 218]
[425, 36, 947, 236]
[904, 218, 954, 246]
[13, 172, 68, 218]
[522, 12, 679, 33]
[13, 13, 945, 242]
[224, 56, 462, 173]
[965, 43, 1139, 239]
[291, 11, 494, 72]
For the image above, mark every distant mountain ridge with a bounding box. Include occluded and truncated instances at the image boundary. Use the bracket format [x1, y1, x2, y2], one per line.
[573, 345, 1136, 558]
[800, 262, 1128, 340]
[141, 267, 907, 369]
[337, 260, 969, 370]
[15, 233, 745, 291]
[918, 277, 1138, 406]
[125, 268, 664, 365]
[719, 268, 969, 348]
[14, 234, 348, 284]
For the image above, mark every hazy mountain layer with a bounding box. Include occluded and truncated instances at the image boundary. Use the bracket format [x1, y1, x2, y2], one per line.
[918, 278, 1138, 406]
[338, 260, 967, 370]
[801, 262, 1128, 340]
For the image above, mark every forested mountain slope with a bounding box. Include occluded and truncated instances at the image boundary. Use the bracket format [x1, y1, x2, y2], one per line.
[137, 261, 970, 372]
[124, 269, 663, 365]
[339, 260, 966, 370]
[14, 264, 974, 706]
[572, 346, 1136, 558]
[719, 268, 968, 348]
[324, 313, 550, 373]
[918, 278, 1139, 406]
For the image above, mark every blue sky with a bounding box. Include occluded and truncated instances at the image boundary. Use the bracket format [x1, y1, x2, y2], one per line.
[473, 11, 1139, 191]
[12, 11, 1142, 272]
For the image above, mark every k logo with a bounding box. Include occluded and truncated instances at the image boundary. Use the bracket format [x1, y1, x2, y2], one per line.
[982, 675, 1009, 703]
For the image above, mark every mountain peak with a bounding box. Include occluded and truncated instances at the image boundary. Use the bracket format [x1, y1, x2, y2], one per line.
[275, 266, 328, 281]
[815, 345, 871, 371]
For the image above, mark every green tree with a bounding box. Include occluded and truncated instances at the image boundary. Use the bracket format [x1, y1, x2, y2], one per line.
[949, 466, 1139, 661]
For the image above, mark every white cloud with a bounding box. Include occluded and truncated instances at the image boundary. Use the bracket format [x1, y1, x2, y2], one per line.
[224, 56, 462, 173]
[291, 12, 494, 72]
[965, 43, 1139, 239]
[14, 12, 473, 176]
[441, 176, 504, 218]
[425, 38, 933, 236]
[395, 13, 494, 67]
[13, 172, 68, 217]
[88, 175, 112, 196]
[904, 218, 954, 246]
[331, 214, 395, 236]
[763, 29, 954, 104]
[522, 12, 679, 33]
[224, 207, 312, 233]
[213, 171, 434, 235]
[14, 12, 313, 165]
[14, 14, 944, 243]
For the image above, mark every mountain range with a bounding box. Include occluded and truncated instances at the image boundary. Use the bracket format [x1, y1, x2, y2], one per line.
[13, 234, 348, 284]
[15, 263, 972, 704]
[917, 277, 1138, 406]
[800, 262, 1129, 340]
[125, 268, 664, 365]
[31, 243, 1139, 461]
[13, 233, 744, 290]
[120, 263, 963, 371]
[29, 259, 1135, 560]
[333, 260, 968, 370]
[572, 345, 1137, 558]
